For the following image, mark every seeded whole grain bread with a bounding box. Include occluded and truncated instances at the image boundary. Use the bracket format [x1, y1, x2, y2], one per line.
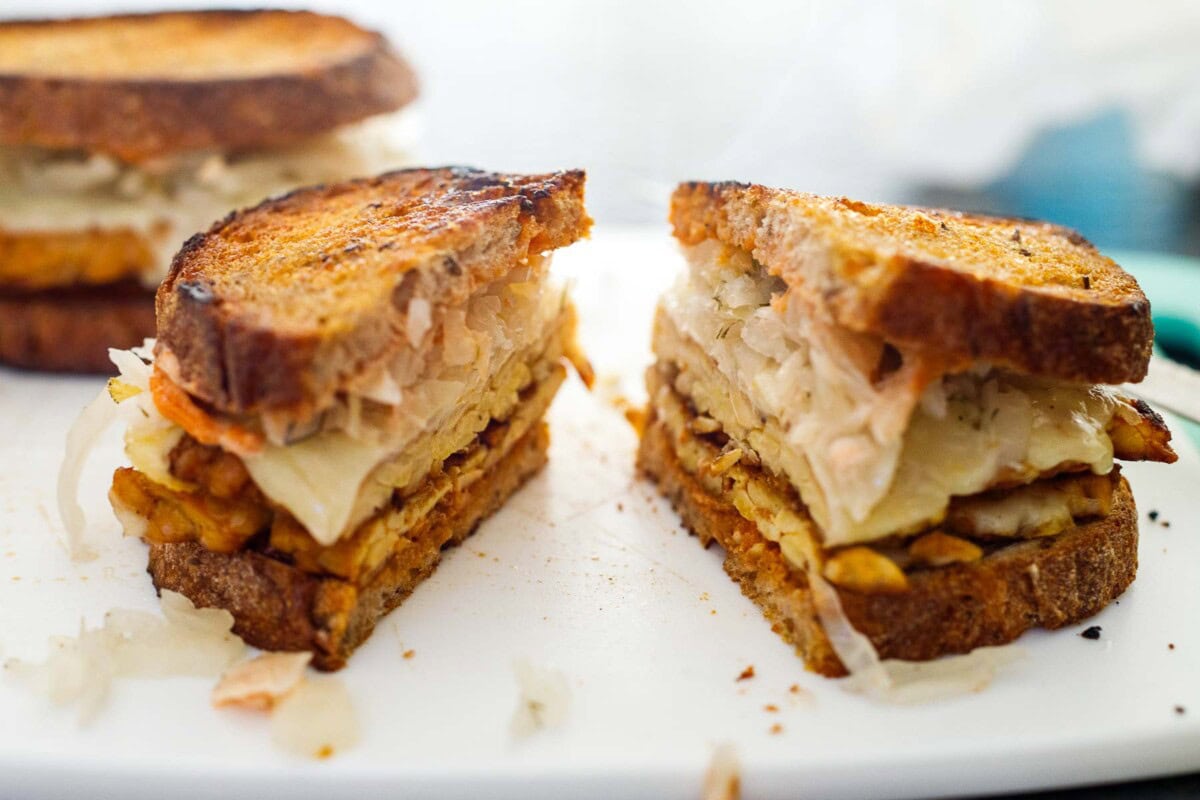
[0, 10, 416, 163]
[156, 167, 591, 421]
[146, 421, 550, 671]
[637, 410, 1139, 677]
[0, 283, 155, 372]
[670, 182, 1153, 385]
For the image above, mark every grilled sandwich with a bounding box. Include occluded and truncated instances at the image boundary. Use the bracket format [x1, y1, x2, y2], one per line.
[0, 10, 417, 372]
[65, 167, 591, 669]
[638, 183, 1177, 677]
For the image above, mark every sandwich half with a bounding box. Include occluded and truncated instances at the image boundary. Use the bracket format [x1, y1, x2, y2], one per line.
[638, 182, 1177, 677]
[0, 10, 418, 372]
[85, 167, 590, 669]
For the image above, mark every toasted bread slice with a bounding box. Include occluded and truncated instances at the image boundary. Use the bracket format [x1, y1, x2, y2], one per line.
[637, 409, 1139, 676]
[0, 282, 155, 372]
[670, 183, 1152, 384]
[156, 167, 591, 420]
[0, 10, 416, 162]
[145, 420, 550, 671]
[0, 225, 161, 291]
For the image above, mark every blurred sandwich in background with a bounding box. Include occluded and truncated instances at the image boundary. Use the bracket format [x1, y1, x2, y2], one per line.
[0, 9, 418, 372]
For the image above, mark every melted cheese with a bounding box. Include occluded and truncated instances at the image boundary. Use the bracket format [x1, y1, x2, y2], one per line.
[660, 241, 1125, 547]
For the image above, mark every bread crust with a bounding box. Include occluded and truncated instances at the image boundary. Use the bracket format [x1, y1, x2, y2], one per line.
[637, 411, 1139, 677]
[0, 282, 154, 372]
[0, 10, 416, 163]
[156, 167, 591, 419]
[670, 182, 1153, 384]
[146, 421, 550, 671]
[0, 225, 160, 290]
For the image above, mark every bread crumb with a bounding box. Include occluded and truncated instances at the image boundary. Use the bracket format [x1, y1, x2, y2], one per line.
[1169, 643, 1176, 650]
[788, 684, 801, 694]
[1081, 626, 1102, 640]
[402, 649, 415, 660]
[769, 723, 783, 735]
[702, 743, 740, 800]
[1175, 705, 1186, 716]
[736, 665, 755, 682]
[763, 704, 779, 713]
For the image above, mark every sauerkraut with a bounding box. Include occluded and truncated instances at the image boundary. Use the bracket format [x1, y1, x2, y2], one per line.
[660, 241, 1129, 547]
[0, 109, 416, 284]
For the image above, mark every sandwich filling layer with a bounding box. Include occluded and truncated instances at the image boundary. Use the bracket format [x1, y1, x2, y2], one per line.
[649, 364, 1122, 584]
[112, 362, 563, 586]
[107, 259, 572, 551]
[0, 109, 415, 287]
[658, 241, 1173, 551]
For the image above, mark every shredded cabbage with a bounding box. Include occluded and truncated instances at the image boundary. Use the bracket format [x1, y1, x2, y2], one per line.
[4, 590, 243, 724]
[56, 388, 117, 561]
[56, 341, 159, 560]
[781, 518, 1022, 703]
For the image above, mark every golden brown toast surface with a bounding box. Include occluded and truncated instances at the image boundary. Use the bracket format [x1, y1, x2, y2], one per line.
[671, 182, 1153, 384]
[156, 167, 591, 418]
[0, 10, 416, 161]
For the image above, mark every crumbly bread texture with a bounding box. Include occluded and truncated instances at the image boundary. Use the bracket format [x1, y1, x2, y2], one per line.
[146, 421, 550, 671]
[637, 410, 1139, 677]
[0, 10, 416, 163]
[156, 167, 591, 420]
[0, 283, 155, 372]
[670, 183, 1153, 385]
[0, 225, 160, 291]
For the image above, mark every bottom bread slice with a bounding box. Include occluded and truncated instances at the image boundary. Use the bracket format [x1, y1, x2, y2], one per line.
[636, 411, 1139, 677]
[148, 421, 550, 671]
[0, 282, 155, 373]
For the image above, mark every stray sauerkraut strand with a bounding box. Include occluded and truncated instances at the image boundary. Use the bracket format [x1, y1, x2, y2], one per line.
[212, 652, 312, 710]
[703, 743, 742, 800]
[271, 677, 359, 759]
[3, 590, 244, 724]
[510, 660, 571, 738]
[811, 572, 1023, 703]
[56, 342, 159, 561]
[55, 388, 116, 561]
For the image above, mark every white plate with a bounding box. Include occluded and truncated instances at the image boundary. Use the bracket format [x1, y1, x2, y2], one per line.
[0, 229, 1197, 800]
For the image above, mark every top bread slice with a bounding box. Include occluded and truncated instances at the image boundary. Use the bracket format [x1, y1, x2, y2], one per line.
[671, 182, 1153, 385]
[0, 10, 416, 162]
[156, 166, 590, 419]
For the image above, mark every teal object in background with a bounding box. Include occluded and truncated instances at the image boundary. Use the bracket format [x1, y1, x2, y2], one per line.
[1113, 249, 1200, 447]
[988, 112, 1195, 255]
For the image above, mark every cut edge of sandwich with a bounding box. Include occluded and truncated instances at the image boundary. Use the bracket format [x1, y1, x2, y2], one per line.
[56, 167, 592, 667]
